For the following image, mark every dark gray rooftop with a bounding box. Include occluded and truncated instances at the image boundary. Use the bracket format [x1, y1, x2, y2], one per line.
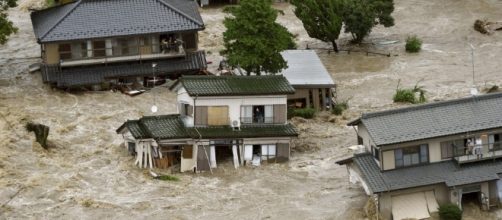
[117, 114, 298, 140]
[41, 51, 207, 87]
[349, 92, 502, 146]
[31, 0, 204, 43]
[352, 153, 502, 193]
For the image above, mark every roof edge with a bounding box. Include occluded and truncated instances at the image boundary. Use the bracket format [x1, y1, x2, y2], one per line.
[362, 92, 502, 120]
[157, 0, 204, 27]
[38, 0, 82, 41]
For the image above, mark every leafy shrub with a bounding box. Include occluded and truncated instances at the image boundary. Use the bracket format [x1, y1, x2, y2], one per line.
[288, 108, 316, 119]
[393, 81, 427, 104]
[438, 203, 462, 220]
[332, 101, 349, 115]
[406, 35, 422, 53]
[393, 89, 416, 103]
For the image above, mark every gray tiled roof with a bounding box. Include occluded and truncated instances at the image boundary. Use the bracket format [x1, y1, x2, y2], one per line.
[280, 50, 335, 88]
[31, 0, 204, 43]
[349, 92, 502, 146]
[172, 75, 296, 96]
[117, 114, 298, 140]
[41, 51, 207, 87]
[352, 153, 502, 193]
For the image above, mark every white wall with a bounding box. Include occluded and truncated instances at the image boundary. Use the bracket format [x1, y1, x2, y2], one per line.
[176, 85, 288, 127]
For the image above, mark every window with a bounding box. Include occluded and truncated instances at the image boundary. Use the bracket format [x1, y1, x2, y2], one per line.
[395, 144, 428, 168]
[440, 139, 467, 159]
[179, 103, 193, 117]
[58, 43, 72, 60]
[372, 146, 380, 161]
[92, 40, 106, 57]
[240, 105, 273, 124]
[183, 145, 193, 158]
[261, 144, 276, 161]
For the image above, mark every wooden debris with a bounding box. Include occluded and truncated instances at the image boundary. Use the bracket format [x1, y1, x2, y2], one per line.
[474, 19, 502, 35]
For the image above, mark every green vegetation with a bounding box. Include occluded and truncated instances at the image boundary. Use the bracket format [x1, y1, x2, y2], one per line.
[291, 0, 395, 49]
[438, 203, 462, 220]
[291, 0, 343, 52]
[393, 80, 427, 104]
[288, 108, 316, 119]
[332, 100, 349, 115]
[222, 0, 295, 75]
[0, 0, 18, 45]
[405, 35, 422, 53]
[45, 0, 55, 7]
[157, 175, 180, 181]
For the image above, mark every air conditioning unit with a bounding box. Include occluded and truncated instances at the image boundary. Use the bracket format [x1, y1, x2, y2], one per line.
[232, 120, 240, 131]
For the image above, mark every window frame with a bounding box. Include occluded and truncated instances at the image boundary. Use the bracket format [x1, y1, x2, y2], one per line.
[394, 144, 429, 168]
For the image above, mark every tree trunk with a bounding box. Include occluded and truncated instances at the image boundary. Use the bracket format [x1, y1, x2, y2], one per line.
[331, 40, 339, 53]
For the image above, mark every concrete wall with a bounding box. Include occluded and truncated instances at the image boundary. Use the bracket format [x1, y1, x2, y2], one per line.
[378, 184, 450, 220]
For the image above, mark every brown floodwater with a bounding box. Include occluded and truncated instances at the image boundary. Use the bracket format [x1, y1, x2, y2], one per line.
[1, 0, 502, 219]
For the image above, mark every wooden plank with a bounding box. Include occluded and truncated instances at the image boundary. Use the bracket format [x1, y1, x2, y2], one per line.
[273, 104, 286, 124]
[208, 106, 229, 126]
[195, 106, 208, 126]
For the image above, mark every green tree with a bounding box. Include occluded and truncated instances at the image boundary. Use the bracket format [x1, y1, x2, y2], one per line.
[222, 0, 295, 75]
[0, 0, 17, 45]
[291, 0, 343, 52]
[291, 0, 394, 48]
[343, 0, 394, 43]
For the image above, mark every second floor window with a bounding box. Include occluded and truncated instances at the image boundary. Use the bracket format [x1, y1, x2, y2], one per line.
[395, 144, 428, 168]
[241, 105, 273, 124]
[179, 103, 193, 117]
[58, 43, 72, 60]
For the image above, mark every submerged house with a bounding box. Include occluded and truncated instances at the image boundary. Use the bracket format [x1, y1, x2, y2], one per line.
[30, 0, 207, 88]
[116, 75, 298, 172]
[337, 92, 502, 220]
[280, 50, 336, 111]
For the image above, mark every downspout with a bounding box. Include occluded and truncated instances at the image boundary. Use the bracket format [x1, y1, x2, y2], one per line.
[193, 95, 212, 174]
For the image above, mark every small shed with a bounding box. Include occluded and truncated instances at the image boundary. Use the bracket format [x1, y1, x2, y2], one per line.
[280, 50, 336, 111]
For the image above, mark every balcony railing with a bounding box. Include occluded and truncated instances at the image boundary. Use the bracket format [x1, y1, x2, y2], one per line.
[240, 117, 274, 124]
[453, 142, 502, 164]
[59, 44, 185, 67]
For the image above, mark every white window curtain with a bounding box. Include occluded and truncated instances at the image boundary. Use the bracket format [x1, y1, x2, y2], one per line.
[241, 106, 252, 123]
[264, 105, 273, 123]
[261, 144, 276, 160]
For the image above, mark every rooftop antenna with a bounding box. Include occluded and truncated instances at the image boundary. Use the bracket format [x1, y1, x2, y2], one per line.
[469, 43, 478, 96]
[151, 63, 158, 113]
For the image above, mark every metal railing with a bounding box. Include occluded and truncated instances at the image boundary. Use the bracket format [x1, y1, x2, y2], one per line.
[240, 117, 274, 124]
[453, 142, 502, 164]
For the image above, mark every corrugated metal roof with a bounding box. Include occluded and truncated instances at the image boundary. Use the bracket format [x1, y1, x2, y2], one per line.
[31, 0, 204, 43]
[173, 75, 295, 96]
[350, 92, 502, 146]
[280, 50, 335, 88]
[41, 51, 207, 87]
[352, 153, 502, 193]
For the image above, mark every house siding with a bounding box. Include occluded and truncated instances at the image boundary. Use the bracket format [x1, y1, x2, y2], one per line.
[44, 43, 60, 64]
[382, 150, 395, 170]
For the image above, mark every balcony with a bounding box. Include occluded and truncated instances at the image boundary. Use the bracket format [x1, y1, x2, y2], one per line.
[240, 117, 274, 124]
[454, 142, 502, 164]
[60, 44, 185, 67]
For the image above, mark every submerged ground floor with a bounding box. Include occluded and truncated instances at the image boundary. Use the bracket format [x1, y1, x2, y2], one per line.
[338, 153, 502, 220]
[116, 114, 298, 173]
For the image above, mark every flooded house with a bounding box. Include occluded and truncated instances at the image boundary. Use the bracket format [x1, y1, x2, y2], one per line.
[337, 92, 502, 220]
[279, 50, 336, 111]
[30, 0, 207, 88]
[116, 75, 298, 172]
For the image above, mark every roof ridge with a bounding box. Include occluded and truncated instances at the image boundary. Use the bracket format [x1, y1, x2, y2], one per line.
[362, 92, 502, 119]
[157, 0, 203, 26]
[39, 0, 82, 41]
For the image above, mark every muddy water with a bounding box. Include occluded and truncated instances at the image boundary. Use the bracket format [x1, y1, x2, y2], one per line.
[1, 0, 502, 219]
